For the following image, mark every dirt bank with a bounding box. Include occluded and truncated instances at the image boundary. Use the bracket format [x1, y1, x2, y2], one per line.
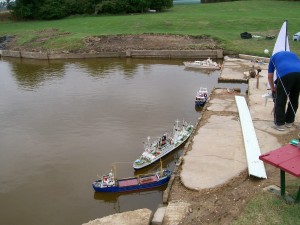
[1, 31, 222, 53]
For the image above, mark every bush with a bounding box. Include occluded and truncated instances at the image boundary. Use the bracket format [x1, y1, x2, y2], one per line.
[0, 11, 13, 21]
[11, 0, 173, 19]
[65, 0, 96, 15]
[38, 0, 67, 20]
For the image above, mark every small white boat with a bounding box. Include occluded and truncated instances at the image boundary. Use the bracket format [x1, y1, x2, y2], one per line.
[133, 120, 194, 170]
[183, 58, 221, 70]
[195, 87, 208, 107]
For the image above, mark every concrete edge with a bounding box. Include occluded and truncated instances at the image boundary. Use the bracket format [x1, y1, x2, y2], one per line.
[0, 49, 224, 60]
[162, 93, 210, 203]
[239, 54, 270, 63]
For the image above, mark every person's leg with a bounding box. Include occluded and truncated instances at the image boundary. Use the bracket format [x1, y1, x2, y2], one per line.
[274, 77, 288, 126]
[285, 73, 300, 123]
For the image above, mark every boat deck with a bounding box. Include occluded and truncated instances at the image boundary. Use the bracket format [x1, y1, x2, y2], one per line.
[118, 178, 139, 187]
[118, 175, 158, 187]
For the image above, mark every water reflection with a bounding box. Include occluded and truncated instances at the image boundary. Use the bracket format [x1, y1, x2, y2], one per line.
[94, 187, 166, 213]
[9, 58, 64, 90]
[8, 58, 144, 90]
[184, 67, 216, 75]
[68, 59, 139, 79]
[94, 185, 167, 204]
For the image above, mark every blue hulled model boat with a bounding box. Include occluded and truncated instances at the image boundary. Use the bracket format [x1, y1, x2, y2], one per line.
[92, 169, 172, 193]
[195, 87, 208, 107]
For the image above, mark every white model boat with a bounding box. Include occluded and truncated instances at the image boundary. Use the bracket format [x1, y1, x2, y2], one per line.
[133, 120, 194, 170]
[195, 87, 208, 107]
[183, 58, 221, 70]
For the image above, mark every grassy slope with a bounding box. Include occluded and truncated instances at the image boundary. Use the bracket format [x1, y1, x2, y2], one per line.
[1, 1, 300, 55]
[232, 181, 300, 225]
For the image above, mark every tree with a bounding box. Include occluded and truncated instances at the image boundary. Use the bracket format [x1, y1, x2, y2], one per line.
[149, 0, 172, 11]
[12, 0, 45, 19]
[129, 0, 149, 13]
[10, 0, 172, 20]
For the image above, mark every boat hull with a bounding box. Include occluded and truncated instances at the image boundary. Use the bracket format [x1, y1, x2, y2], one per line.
[183, 59, 220, 70]
[195, 100, 206, 107]
[195, 87, 208, 107]
[184, 64, 220, 70]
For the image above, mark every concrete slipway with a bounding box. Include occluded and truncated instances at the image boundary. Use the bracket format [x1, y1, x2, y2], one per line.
[180, 55, 277, 190]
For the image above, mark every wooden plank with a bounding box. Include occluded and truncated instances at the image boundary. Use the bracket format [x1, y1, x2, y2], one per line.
[235, 96, 267, 178]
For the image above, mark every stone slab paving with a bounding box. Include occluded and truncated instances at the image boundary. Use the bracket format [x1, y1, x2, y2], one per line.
[152, 206, 166, 225]
[181, 111, 246, 189]
[82, 208, 152, 225]
[161, 201, 191, 225]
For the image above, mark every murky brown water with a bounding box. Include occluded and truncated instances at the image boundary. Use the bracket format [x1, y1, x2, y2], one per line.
[0, 57, 246, 224]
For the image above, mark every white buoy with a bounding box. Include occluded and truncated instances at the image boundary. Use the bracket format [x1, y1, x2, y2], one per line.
[264, 49, 269, 55]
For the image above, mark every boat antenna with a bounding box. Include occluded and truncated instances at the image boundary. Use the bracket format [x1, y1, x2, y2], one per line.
[113, 162, 117, 178]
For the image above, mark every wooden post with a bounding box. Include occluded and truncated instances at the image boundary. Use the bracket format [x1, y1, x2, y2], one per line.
[256, 68, 262, 89]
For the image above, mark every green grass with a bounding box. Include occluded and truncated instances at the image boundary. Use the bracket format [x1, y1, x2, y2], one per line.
[1, 0, 300, 55]
[232, 188, 300, 225]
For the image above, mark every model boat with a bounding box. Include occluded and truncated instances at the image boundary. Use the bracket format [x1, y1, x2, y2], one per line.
[92, 168, 172, 193]
[195, 87, 208, 107]
[133, 120, 193, 170]
[183, 58, 221, 70]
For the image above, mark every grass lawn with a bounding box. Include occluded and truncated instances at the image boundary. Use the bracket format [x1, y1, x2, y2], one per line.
[232, 181, 300, 225]
[1, 0, 300, 56]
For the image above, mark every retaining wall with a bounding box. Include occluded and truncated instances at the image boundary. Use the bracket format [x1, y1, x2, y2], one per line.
[0, 49, 223, 60]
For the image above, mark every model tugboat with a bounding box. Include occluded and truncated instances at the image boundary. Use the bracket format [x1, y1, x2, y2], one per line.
[195, 87, 208, 107]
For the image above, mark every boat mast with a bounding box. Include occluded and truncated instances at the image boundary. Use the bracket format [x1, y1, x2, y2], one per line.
[160, 158, 163, 176]
[175, 119, 180, 131]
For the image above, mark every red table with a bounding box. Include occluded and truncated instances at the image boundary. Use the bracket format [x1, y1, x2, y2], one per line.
[259, 144, 300, 203]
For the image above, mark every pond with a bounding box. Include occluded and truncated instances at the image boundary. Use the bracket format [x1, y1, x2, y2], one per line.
[0, 57, 246, 225]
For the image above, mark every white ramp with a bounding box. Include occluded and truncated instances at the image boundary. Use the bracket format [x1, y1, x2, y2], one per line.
[235, 96, 267, 179]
